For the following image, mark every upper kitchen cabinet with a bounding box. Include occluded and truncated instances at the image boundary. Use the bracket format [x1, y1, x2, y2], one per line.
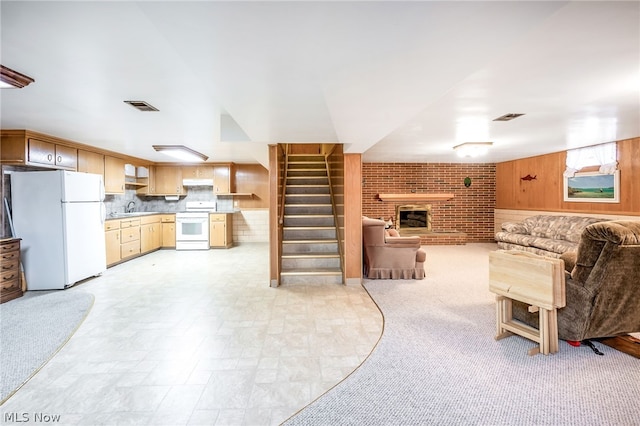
[182, 165, 214, 179]
[155, 166, 184, 195]
[136, 166, 156, 195]
[1, 130, 77, 170]
[77, 149, 105, 176]
[213, 164, 235, 194]
[104, 155, 125, 194]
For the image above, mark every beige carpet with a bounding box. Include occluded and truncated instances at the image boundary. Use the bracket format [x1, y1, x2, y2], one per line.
[285, 243, 640, 425]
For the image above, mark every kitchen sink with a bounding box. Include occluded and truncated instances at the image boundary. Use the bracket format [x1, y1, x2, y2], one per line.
[108, 212, 161, 218]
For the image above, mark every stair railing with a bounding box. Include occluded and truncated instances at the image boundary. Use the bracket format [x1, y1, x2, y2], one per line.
[324, 146, 346, 284]
[278, 144, 289, 226]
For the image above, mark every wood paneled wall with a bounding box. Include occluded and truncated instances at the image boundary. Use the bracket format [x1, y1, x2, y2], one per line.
[343, 153, 362, 284]
[235, 163, 268, 209]
[496, 137, 640, 215]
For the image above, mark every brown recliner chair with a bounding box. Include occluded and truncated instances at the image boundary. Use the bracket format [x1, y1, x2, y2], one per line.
[513, 220, 640, 342]
[362, 217, 426, 279]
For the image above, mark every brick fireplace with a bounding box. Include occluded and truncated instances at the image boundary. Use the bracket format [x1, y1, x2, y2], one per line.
[362, 162, 496, 245]
[396, 204, 432, 233]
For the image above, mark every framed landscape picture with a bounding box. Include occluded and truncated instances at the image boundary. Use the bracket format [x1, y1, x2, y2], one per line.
[564, 171, 620, 203]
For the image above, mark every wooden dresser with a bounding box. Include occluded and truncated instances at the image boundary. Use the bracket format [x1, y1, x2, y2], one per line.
[1, 238, 23, 303]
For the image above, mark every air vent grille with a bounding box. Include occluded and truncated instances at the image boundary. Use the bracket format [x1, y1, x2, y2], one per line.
[124, 100, 159, 112]
[493, 113, 524, 122]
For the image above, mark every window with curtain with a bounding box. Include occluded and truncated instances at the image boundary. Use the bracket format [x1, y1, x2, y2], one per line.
[564, 142, 617, 177]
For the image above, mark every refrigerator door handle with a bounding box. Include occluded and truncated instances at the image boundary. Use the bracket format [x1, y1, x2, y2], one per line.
[99, 178, 105, 201]
[100, 202, 106, 224]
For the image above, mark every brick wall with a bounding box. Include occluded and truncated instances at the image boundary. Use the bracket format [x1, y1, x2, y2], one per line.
[362, 163, 496, 244]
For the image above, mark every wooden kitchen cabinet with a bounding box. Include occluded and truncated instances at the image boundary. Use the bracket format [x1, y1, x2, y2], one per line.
[104, 220, 121, 266]
[120, 218, 141, 259]
[104, 155, 126, 194]
[106, 216, 163, 266]
[28, 139, 78, 169]
[160, 214, 176, 248]
[155, 166, 184, 195]
[182, 165, 214, 179]
[140, 215, 162, 253]
[0, 130, 77, 170]
[209, 213, 233, 248]
[136, 166, 156, 195]
[78, 149, 105, 176]
[1, 238, 23, 303]
[213, 164, 234, 194]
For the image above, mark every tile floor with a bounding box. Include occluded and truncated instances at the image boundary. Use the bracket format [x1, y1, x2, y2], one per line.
[1, 243, 382, 425]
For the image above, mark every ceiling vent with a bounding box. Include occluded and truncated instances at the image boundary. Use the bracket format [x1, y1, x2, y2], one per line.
[124, 100, 159, 112]
[493, 113, 525, 122]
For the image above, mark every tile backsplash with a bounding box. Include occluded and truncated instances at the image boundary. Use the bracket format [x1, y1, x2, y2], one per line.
[104, 187, 233, 215]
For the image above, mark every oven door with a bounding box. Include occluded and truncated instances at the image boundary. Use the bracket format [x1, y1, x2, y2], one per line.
[176, 215, 209, 241]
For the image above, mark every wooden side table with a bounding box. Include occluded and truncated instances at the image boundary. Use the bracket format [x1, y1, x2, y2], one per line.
[489, 250, 566, 356]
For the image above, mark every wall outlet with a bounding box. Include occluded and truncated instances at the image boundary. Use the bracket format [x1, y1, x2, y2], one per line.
[234, 200, 238, 207]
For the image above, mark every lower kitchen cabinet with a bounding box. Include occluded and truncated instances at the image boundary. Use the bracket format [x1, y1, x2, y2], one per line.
[161, 214, 176, 248]
[119, 219, 141, 260]
[210, 213, 233, 248]
[1, 238, 23, 303]
[140, 215, 161, 253]
[104, 222, 121, 266]
[105, 215, 168, 267]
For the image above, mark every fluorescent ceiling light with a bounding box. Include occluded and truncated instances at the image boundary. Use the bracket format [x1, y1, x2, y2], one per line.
[152, 145, 208, 162]
[0, 64, 35, 89]
[453, 142, 493, 158]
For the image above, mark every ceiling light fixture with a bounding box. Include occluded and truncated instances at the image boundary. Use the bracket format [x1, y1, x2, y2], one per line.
[124, 100, 159, 111]
[453, 142, 493, 158]
[153, 145, 208, 162]
[493, 113, 525, 122]
[0, 64, 35, 89]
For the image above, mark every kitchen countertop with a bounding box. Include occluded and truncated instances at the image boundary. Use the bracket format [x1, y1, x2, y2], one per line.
[106, 211, 236, 220]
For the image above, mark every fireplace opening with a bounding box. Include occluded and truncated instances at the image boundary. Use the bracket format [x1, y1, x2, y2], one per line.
[396, 204, 432, 233]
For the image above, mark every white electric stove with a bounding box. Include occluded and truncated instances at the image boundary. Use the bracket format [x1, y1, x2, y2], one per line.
[175, 201, 217, 250]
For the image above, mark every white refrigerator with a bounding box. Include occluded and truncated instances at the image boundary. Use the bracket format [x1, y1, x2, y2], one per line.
[11, 170, 107, 290]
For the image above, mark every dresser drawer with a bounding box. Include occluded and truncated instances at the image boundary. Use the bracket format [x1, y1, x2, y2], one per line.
[1, 259, 19, 272]
[0, 241, 20, 253]
[1, 251, 19, 262]
[1, 269, 20, 288]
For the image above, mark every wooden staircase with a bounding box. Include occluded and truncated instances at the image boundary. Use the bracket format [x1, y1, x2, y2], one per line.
[280, 154, 343, 285]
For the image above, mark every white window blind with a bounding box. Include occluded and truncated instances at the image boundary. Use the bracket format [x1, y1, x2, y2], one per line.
[564, 142, 617, 178]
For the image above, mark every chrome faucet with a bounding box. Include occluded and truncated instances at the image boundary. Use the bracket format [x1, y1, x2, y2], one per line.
[126, 201, 136, 213]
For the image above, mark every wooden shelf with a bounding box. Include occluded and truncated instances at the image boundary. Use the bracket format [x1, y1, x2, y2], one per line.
[216, 193, 254, 197]
[377, 193, 454, 202]
[125, 182, 147, 187]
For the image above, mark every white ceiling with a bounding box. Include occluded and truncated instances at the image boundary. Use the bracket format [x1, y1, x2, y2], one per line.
[1, 1, 638, 168]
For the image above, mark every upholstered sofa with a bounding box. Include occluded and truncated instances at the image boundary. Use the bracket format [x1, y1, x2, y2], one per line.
[495, 215, 608, 258]
[512, 220, 640, 342]
[362, 217, 426, 279]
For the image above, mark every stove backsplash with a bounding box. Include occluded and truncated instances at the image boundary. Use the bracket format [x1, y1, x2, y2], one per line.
[104, 187, 233, 215]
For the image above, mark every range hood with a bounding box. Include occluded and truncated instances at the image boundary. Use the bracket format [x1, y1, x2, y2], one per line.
[182, 178, 214, 186]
